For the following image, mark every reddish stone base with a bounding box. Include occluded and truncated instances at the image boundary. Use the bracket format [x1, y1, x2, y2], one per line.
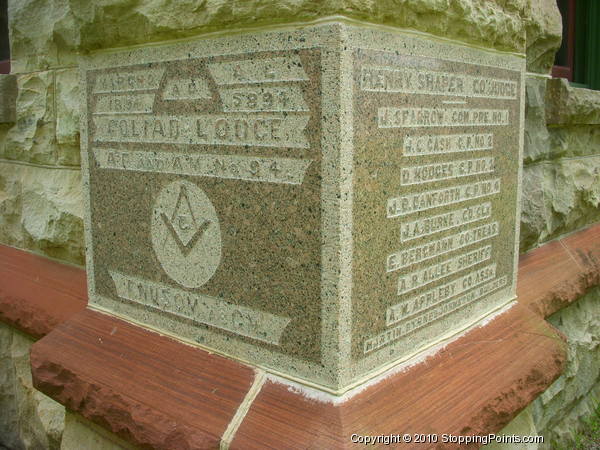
[30, 303, 565, 449]
[0, 245, 87, 339]
[3, 222, 600, 448]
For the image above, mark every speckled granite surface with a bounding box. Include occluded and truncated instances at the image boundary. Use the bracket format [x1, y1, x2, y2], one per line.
[81, 21, 524, 392]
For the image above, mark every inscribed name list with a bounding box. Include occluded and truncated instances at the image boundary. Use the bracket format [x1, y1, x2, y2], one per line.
[352, 47, 521, 360]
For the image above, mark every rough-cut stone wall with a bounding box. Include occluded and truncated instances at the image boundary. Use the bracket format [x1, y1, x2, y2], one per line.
[532, 287, 600, 448]
[0, 49, 83, 264]
[0, 321, 64, 449]
[517, 0, 600, 253]
[7, 0, 553, 72]
[61, 412, 135, 450]
[520, 78, 600, 252]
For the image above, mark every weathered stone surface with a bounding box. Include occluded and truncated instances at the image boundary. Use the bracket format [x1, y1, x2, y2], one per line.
[546, 78, 600, 126]
[72, 0, 526, 53]
[520, 158, 600, 252]
[61, 413, 135, 450]
[486, 406, 540, 449]
[20, 166, 84, 264]
[0, 321, 65, 450]
[532, 287, 600, 448]
[1, 0, 559, 79]
[0, 322, 21, 449]
[8, 0, 78, 74]
[9, 0, 535, 74]
[0, 162, 84, 265]
[55, 68, 81, 166]
[522, 0, 561, 74]
[523, 76, 550, 164]
[0, 75, 17, 124]
[549, 125, 600, 160]
[0, 164, 24, 250]
[3, 71, 57, 165]
[520, 78, 600, 251]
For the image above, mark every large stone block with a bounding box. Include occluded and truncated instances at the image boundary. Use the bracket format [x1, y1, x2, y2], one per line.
[520, 157, 600, 252]
[546, 79, 600, 126]
[487, 406, 540, 450]
[81, 23, 524, 392]
[0, 322, 20, 449]
[0, 163, 25, 249]
[519, 78, 600, 251]
[0, 162, 85, 265]
[549, 125, 600, 160]
[3, 71, 57, 165]
[0, 69, 81, 167]
[20, 165, 85, 265]
[523, 76, 550, 164]
[522, 0, 562, 74]
[8, 0, 78, 73]
[60, 413, 134, 450]
[0, 75, 18, 124]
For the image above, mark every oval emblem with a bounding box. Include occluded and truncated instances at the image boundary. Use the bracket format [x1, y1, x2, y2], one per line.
[151, 180, 221, 288]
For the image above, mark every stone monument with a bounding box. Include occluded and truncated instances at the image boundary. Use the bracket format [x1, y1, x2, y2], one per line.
[81, 22, 524, 393]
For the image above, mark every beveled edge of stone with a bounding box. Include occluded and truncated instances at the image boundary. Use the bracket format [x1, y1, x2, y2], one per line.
[518, 222, 600, 318]
[30, 308, 257, 450]
[78, 17, 526, 69]
[231, 303, 566, 449]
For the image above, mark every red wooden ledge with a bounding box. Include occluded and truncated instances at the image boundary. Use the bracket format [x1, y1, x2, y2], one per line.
[232, 303, 565, 449]
[518, 224, 600, 318]
[0, 245, 87, 338]
[31, 308, 256, 449]
[3, 221, 600, 448]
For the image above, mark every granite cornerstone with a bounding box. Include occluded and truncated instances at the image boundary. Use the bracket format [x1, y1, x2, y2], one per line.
[81, 23, 523, 393]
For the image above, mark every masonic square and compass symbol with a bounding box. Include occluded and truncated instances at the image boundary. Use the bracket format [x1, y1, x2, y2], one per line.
[161, 184, 211, 257]
[151, 180, 222, 288]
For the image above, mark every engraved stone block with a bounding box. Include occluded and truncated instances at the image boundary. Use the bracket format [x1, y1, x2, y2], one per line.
[81, 23, 524, 393]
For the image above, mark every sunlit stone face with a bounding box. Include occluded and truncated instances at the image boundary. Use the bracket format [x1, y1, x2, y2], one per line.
[81, 23, 524, 393]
